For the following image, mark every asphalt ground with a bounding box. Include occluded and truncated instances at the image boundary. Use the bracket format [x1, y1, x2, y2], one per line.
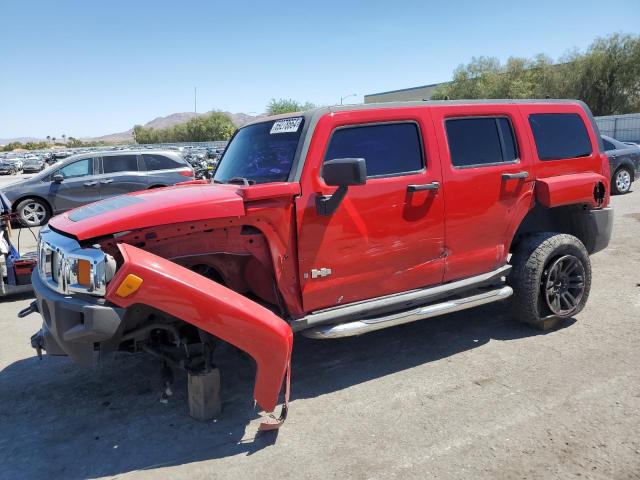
[0, 187, 638, 480]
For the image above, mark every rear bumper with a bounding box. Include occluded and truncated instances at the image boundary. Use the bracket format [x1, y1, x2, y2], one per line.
[31, 270, 125, 367]
[582, 207, 613, 254]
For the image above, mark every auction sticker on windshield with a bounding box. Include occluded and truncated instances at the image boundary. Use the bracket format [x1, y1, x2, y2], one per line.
[270, 117, 303, 134]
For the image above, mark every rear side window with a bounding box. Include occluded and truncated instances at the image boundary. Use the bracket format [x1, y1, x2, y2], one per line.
[324, 122, 423, 177]
[143, 154, 182, 171]
[529, 113, 592, 160]
[103, 155, 139, 174]
[445, 117, 518, 167]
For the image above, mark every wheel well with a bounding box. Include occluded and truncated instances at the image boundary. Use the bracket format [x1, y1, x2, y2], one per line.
[510, 204, 600, 255]
[190, 264, 225, 284]
[614, 163, 635, 182]
[148, 184, 166, 189]
[12, 195, 52, 215]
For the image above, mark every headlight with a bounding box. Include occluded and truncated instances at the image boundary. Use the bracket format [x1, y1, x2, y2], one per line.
[38, 227, 116, 296]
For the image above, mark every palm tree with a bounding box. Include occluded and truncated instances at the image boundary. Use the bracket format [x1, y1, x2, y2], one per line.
[52, 137, 56, 144]
[46, 135, 51, 143]
[62, 134, 66, 143]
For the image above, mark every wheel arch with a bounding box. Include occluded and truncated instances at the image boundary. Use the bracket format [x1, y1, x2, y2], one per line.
[12, 195, 53, 215]
[510, 203, 606, 255]
[613, 161, 635, 182]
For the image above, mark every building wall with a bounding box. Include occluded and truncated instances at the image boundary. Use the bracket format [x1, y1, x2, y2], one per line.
[364, 83, 446, 104]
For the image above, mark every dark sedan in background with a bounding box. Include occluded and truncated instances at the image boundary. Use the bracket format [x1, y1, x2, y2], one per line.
[22, 158, 47, 173]
[0, 150, 195, 226]
[0, 161, 18, 175]
[602, 135, 640, 194]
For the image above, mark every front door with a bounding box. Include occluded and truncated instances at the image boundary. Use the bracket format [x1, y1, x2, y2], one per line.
[49, 157, 101, 213]
[296, 109, 446, 313]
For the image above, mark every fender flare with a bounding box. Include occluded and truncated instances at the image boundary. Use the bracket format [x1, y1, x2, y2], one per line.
[535, 172, 609, 208]
[105, 243, 293, 413]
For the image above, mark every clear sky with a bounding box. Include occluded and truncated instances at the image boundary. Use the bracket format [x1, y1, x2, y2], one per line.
[1, 0, 638, 139]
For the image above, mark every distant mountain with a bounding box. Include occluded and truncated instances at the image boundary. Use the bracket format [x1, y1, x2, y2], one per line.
[1, 110, 262, 145]
[87, 110, 261, 144]
[0, 136, 46, 144]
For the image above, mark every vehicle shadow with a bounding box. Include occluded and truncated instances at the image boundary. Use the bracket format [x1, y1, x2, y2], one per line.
[0, 302, 574, 479]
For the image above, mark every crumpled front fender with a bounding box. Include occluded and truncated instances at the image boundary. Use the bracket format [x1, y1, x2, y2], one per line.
[105, 243, 293, 413]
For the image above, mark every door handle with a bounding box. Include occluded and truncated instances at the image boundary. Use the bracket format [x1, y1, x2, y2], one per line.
[407, 182, 440, 192]
[84, 181, 98, 186]
[100, 179, 114, 184]
[501, 171, 529, 180]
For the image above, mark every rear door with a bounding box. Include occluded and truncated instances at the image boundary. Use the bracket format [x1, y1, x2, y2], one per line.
[99, 154, 147, 198]
[431, 104, 535, 282]
[296, 108, 446, 312]
[49, 157, 102, 212]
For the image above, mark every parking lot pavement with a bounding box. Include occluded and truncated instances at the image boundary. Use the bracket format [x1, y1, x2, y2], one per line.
[0, 191, 638, 480]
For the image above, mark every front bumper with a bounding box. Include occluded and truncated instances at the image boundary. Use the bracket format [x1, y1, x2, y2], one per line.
[31, 269, 125, 367]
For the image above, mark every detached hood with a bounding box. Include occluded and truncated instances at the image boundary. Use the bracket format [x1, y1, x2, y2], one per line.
[49, 181, 300, 241]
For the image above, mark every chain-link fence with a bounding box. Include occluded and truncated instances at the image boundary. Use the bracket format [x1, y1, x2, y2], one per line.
[142, 140, 228, 150]
[595, 113, 640, 143]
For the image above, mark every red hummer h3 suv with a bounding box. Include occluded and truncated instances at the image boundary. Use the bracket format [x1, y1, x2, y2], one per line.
[26, 100, 612, 426]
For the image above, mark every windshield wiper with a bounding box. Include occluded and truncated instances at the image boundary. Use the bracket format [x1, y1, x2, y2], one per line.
[225, 177, 256, 186]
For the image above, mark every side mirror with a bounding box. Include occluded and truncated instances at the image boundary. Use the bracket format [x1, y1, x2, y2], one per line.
[316, 158, 367, 216]
[52, 174, 64, 183]
[322, 158, 367, 187]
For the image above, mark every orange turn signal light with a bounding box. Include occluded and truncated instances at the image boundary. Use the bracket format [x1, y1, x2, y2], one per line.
[115, 274, 143, 298]
[77, 259, 91, 286]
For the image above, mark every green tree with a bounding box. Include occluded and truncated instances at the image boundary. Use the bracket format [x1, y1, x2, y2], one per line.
[431, 33, 640, 116]
[133, 111, 236, 144]
[266, 98, 316, 115]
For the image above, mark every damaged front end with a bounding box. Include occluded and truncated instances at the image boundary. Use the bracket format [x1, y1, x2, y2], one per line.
[106, 242, 293, 415]
[27, 223, 294, 426]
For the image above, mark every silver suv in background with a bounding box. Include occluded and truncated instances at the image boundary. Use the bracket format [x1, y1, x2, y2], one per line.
[0, 150, 195, 226]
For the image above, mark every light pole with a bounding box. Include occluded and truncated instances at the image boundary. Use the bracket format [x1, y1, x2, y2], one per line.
[194, 86, 197, 115]
[340, 93, 357, 105]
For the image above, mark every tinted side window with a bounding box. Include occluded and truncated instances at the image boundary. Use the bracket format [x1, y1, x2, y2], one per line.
[602, 138, 616, 151]
[445, 117, 518, 167]
[103, 155, 139, 174]
[324, 123, 423, 177]
[143, 154, 181, 171]
[58, 158, 93, 178]
[529, 113, 592, 160]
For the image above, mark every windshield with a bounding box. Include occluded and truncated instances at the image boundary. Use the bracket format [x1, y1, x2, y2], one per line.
[214, 117, 304, 184]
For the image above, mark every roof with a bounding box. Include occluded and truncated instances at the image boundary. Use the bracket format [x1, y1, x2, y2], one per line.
[245, 99, 588, 128]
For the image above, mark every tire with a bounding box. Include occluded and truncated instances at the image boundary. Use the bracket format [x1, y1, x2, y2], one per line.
[15, 198, 51, 227]
[611, 166, 632, 195]
[508, 233, 591, 330]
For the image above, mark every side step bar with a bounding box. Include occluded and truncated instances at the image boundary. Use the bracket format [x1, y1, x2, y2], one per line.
[301, 286, 513, 339]
[291, 265, 511, 332]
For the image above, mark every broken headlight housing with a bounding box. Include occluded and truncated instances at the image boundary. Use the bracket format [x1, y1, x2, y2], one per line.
[38, 227, 117, 296]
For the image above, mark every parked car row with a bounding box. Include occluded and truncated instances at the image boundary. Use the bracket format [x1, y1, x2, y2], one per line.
[0, 150, 195, 226]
